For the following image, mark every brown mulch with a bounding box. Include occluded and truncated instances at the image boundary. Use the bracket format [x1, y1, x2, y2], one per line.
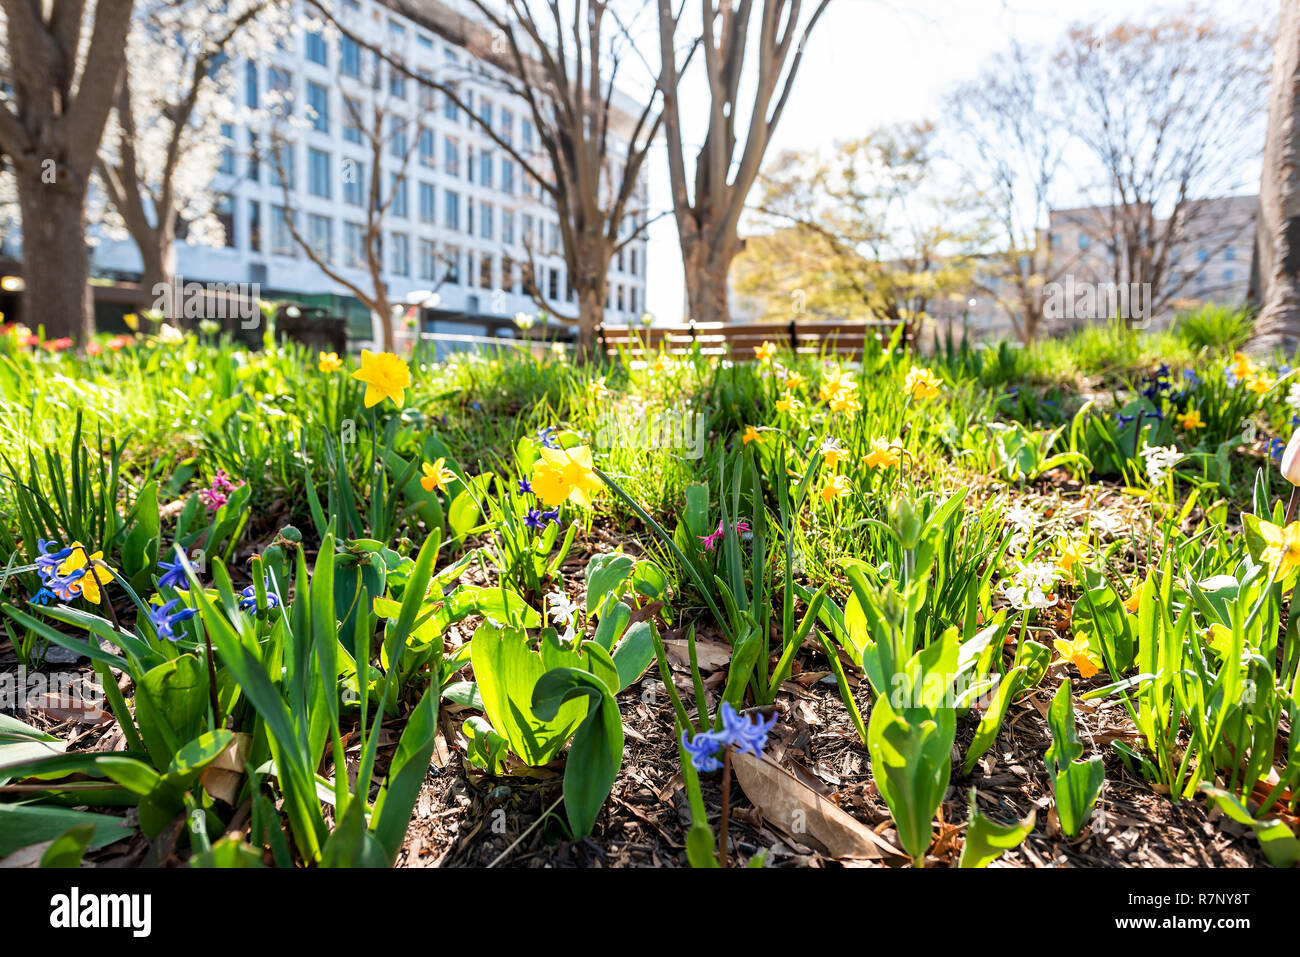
[0, 514, 1280, 869]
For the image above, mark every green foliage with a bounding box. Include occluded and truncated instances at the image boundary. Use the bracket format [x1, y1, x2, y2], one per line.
[1046, 680, 1105, 838]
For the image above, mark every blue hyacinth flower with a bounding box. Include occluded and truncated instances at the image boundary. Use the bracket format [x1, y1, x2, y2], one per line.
[149, 598, 197, 642]
[34, 539, 73, 581]
[537, 426, 560, 449]
[517, 476, 532, 495]
[681, 727, 726, 772]
[719, 703, 778, 758]
[157, 555, 192, 590]
[238, 580, 280, 613]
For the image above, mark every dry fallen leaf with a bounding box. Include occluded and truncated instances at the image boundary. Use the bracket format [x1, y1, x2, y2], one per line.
[731, 752, 901, 860]
[664, 637, 731, 671]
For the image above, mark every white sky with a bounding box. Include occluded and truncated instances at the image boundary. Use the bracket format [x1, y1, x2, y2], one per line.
[643, 0, 1276, 323]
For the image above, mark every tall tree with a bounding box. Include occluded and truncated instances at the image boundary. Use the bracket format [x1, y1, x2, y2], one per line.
[1250, 0, 1300, 354]
[260, 39, 431, 353]
[1055, 10, 1270, 315]
[948, 43, 1073, 344]
[657, 0, 830, 325]
[0, 0, 136, 341]
[94, 0, 286, 306]
[309, 0, 667, 358]
[738, 124, 987, 336]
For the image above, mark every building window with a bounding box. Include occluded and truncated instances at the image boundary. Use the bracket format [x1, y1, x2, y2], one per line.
[343, 160, 364, 206]
[479, 149, 493, 188]
[418, 70, 435, 110]
[500, 108, 513, 146]
[480, 201, 493, 240]
[522, 119, 533, 152]
[389, 174, 408, 218]
[247, 131, 260, 181]
[245, 61, 258, 109]
[247, 200, 261, 252]
[308, 213, 332, 262]
[548, 268, 559, 302]
[219, 124, 235, 174]
[1077, 234, 1089, 250]
[268, 67, 293, 115]
[502, 210, 514, 246]
[443, 136, 459, 176]
[307, 82, 329, 133]
[418, 182, 435, 224]
[307, 148, 331, 198]
[344, 222, 365, 268]
[306, 31, 328, 66]
[270, 142, 294, 190]
[501, 159, 514, 195]
[340, 36, 360, 78]
[1225, 247, 1236, 261]
[216, 194, 235, 248]
[1224, 269, 1235, 283]
[419, 240, 438, 280]
[480, 253, 493, 290]
[466, 197, 474, 236]
[444, 190, 460, 230]
[419, 128, 434, 167]
[342, 97, 362, 144]
[389, 116, 407, 157]
[443, 245, 461, 285]
[1197, 247, 1209, 262]
[271, 205, 295, 256]
[391, 233, 410, 276]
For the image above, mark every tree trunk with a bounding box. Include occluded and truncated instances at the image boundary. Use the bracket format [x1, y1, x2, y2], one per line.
[16, 169, 92, 342]
[1251, 0, 1300, 354]
[574, 285, 605, 361]
[684, 240, 733, 325]
[140, 226, 177, 317]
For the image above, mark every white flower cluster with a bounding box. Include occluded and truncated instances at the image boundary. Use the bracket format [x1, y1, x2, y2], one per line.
[1000, 560, 1060, 610]
[1287, 381, 1300, 410]
[1139, 444, 1185, 485]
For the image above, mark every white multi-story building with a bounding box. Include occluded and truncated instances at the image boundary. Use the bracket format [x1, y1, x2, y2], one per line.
[89, 0, 649, 343]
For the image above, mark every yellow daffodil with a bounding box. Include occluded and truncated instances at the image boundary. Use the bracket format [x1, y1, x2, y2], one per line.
[819, 370, 856, 404]
[775, 393, 804, 414]
[829, 392, 861, 415]
[1259, 520, 1300, 578]
[1176, 408, 1205, 431]
[1056, 537, 1091, 574]
[351, 350, 411, 408]
[819, 439, 849, 471]
[1248, 375, 1272, 394]
[862, 437, 903, 469]
[652, 354, 673, 375]
[1123, 576, 1143, 613]
[421, 458, 456, 493]
[782, 371, 806, 390]
[531, 445, 602, 508]
[754, 341, 778, 364]
[904, 366, 941, 400]
[57, 544, 113, 605]
[1230, 352, 1256, 380]
[1054, 634, 1101, 678]
[820, 473, 853, 504]
[742, 426, 764, 445]
[318, 351, 343, 373]
[587, 377, 609, 400]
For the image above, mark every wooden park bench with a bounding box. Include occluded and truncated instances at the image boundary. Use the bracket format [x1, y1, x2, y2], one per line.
[595, 318, 910, 360]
